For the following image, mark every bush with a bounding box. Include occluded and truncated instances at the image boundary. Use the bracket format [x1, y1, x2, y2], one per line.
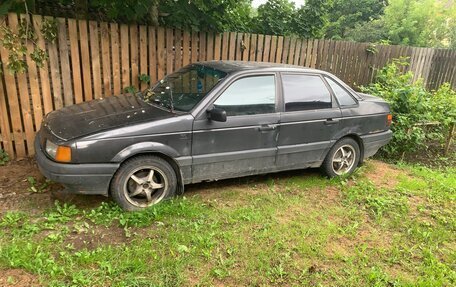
[0, 148, 9, 166]
[361, 58, 456, 158]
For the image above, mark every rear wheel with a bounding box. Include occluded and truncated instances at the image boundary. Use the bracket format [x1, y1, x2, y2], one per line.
[111, 155, 177, 211]
[322, 138, 360, 178]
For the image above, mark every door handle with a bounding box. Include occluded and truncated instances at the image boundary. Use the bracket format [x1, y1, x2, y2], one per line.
[258, 124, 276, 132]
[324, 118, 340, 125]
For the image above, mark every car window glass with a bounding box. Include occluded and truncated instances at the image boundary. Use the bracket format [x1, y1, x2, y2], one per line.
[325, 77, 357, 107]
[282, 74, 331, 111]
[214, 75, 276, 116]
[144, 65, 226, 112]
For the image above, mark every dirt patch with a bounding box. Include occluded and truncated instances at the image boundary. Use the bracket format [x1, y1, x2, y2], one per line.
[64, 224, 130, 250]
[0, 159, 109, 215]
[364, 160, 406, 189]
[0, 269, 40, 287]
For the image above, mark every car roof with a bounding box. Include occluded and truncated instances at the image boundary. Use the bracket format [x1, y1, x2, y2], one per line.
[196, 60, 327, 75]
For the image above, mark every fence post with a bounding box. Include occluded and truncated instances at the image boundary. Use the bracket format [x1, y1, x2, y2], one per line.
[444, 122, 455, 156]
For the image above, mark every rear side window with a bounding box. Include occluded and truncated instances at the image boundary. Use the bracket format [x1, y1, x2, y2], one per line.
[214, 75, 276, 116]
[325, 77, 357, 107]
[282, 74, 331, 112]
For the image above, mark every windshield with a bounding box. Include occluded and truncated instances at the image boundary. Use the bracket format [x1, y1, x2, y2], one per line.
[141, 64, 227, 112]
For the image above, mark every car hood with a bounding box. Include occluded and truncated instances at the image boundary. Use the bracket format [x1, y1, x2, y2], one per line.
[43, 94, 175, 141]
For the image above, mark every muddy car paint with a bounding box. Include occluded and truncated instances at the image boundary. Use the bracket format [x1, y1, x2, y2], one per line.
[35, 61, 392, 196]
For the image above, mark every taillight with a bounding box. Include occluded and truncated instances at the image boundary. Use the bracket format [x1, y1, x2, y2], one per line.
[386, 114, 392, 127]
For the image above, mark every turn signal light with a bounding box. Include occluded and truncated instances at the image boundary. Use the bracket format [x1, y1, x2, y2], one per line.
[387, 114, 393, 126]
[55, 146, 72, 162]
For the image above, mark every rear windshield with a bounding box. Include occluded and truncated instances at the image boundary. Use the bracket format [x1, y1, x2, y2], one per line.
[141, 64, 227, 112]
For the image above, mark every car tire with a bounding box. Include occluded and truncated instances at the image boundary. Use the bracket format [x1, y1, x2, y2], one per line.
[322, 138, 360, 178]
[110, 155, 177, 211]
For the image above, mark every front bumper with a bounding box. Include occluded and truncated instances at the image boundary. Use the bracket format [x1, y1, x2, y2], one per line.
[361, 129, 393, 159]
[34, 135, 119, 195]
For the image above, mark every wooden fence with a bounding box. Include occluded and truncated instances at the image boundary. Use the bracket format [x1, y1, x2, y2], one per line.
[1, 13, 456, 159]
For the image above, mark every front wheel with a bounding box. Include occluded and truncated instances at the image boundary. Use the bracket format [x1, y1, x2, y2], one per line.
[111, 155, 177, 211]
[322, 138, 360, 178]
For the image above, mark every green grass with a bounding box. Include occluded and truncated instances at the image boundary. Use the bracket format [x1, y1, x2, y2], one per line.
[0, 161, 455, 286]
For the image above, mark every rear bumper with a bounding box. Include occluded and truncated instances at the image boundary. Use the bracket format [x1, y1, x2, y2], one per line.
[361, 130, 393, 159]
[34, 135, 119, 195]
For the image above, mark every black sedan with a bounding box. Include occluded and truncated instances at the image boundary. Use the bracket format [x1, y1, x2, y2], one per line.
[35, 61, 392, 210]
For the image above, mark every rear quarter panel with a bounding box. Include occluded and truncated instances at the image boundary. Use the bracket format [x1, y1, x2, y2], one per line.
[335, 100, 391, 140]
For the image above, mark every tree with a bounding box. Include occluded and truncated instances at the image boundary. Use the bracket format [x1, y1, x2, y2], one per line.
[160, 0, 254, 32]
[326, 0, 385, 39]
[254, 0, 295, 35]
[292, 0, 333, 38]
[382, 0, 450, 47]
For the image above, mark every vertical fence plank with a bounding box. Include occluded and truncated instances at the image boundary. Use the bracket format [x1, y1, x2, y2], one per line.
[68, 18, 84, 103]
[22, 15, 43, 132]
[174, 29, 182, 70]
[0, 41, 25, 157]
[199, 31, 207, 62]
[275, 36, 283, 63]
[139, 25, 148, 90]
[214, 33, 221, 60]
[256, 34, 264, 62]
[191, 31, 198, 63]
[45, 16, 63, 109]
[111, 23, 121, 94]
[120, 24, 130, 90]
[89, 21, 102, 98]
[182, 30, 190, 65]
[287, 37, 296, 64]
[242, 33, 250, 61]
[9, 14, 35, 155]
[148, 26, 157, 83]
[221, 32, 229, 60]
[206, 32, 214, 62]
[281, 37, 290, 64]
[228, 32, 236, 60]
[157, 27, 165, 80]
[235, 33, 243, 61]
[0, 53, 14, 156]
[79, 20, 93, 100]
[166, 28, 174, 73]
[101, 22, 112, 95]
[263, 35, 271, 62]
[249, 34, 257, 61]
[130, 25, 139, 88]
[57, 18, 73, 106]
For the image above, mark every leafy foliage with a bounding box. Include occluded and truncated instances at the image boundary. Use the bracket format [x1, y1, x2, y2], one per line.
[292, 0, 333, 38]
[254, 0, 296, 35]
[0, 16, 55, 74]
[0, 148, 9, 166]
[361, 58, 456, 158]
[326, 0, 385, 39]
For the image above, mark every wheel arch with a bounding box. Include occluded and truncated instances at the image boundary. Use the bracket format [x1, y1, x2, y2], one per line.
[109, 143, 185, 196]
[336, 133, 364, 163]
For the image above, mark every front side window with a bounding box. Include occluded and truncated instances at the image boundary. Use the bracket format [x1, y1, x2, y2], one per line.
[282, 74, 332, 112]
[141, 64, 227, 112]
[214, 75, 276, 116]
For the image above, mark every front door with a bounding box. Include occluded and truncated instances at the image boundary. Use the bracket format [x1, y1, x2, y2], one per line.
[277, 73, 342, 169]
[191, 74, 280, 182]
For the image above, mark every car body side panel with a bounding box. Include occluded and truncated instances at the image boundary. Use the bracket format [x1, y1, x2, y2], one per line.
[191, 113, 280, 183]
[277, 108, 342, 168]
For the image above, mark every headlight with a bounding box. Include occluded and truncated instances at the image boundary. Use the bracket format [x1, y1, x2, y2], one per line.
[45, 140, 72, 162]
[45, 140, 58, 158]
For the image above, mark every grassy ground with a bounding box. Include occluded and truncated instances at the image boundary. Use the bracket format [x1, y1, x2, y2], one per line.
[0, 160, 455, 286]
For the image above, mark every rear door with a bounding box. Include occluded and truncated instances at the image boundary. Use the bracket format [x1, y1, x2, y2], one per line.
[276, 73, 342, 169]
[191, 73, 280, 182]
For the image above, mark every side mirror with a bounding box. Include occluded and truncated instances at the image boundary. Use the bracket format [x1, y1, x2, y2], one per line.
[207, 108, 227, 122]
